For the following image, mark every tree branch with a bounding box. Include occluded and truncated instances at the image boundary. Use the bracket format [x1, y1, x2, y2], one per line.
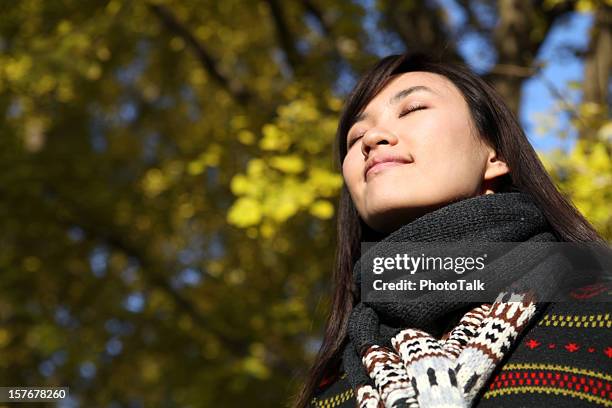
[147, 3, 252, 106]
[40, 185, 250, 355]
[487, 63, 538, 78]
[579, 4, 610, 141]
[300, 0, 352, 75]
[484, 0, 575, 113]
[455, 0, 490, 35]
[264, 0, 301, 72]
[302, 0, 332, 36]
[382, 0, 465, 63]
[582, 5, 610, 107]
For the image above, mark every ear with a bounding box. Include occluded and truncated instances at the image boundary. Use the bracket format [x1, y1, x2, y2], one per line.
[482, 149, 510, 194]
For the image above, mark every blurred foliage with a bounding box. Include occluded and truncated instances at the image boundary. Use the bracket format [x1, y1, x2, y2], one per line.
[541, 101, 611, 240]
[227, 91, 343, 232]
[0, 0, 609, 407]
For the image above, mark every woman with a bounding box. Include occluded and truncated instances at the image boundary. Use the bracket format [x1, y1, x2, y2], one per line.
[294, 52, 609, 408]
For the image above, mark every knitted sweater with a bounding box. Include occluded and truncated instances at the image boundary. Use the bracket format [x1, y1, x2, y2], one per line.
[310, 286, 611, 407]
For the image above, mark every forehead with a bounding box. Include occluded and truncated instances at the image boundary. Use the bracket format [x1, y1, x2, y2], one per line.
[369, 71, 462, 105]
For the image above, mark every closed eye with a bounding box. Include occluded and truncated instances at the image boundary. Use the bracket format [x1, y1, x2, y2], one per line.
[347, 132, 365, 149]
[347, 105, 426, 148]
[399, 104, 427, 118]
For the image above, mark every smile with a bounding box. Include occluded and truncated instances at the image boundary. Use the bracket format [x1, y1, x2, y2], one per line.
[365, 161, 408, 179]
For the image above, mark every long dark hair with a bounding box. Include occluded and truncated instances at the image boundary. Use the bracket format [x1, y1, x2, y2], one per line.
[293, 52, 605, 408]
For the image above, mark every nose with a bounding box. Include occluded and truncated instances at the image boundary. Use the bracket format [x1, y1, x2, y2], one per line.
[361, 128, 398, 158]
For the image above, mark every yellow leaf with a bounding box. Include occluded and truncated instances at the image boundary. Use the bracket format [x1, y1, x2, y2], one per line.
[96, 46, 111, 61]
[269, 155, 304, 174]
[203, 144, 221, 167]
[259, 124, 291, 151]
[4, 56, 32, 82]
[86, 64, 102, 80]
[242, 356, 270, 380]
[579, 101, 603, 118]
[237, 129, 255, 145]
[106, 0, 121, 15]
[309, 200, 334, 219]
[0, 329, 10, 348]
[57, 83, 74, 102]
[227, 197, 262, 227]
[576, 0, 596, 12]
[187, 161, 205, 175]
[259, 221, 275, 238]
[270, 199, 298, 222]
[309, 168, 343, 196]
[33, 75, 56, 95]
[56, 20, 73, 35]
[230, 115, 249, 130]
[246, 158, 266, 177]
[142, 168, 168, 197]
[589, 142, 610, 172]
[327, 95, 343, 112]
[178, 202, 195, 219]
[230, 174, 250, 195]
[598, 121, 612, 142]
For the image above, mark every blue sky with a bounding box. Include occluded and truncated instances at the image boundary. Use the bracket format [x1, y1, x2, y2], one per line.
[517, 12, 593, 152]
[438, 1, 593, 153]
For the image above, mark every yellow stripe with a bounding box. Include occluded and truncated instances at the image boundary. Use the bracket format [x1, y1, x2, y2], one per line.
[310, 373, 350, 407]
[539, 313, 611, 328]
[312, 389, 354, 408]
[501, 363, 612, 381]
[484, 386, 611, 406]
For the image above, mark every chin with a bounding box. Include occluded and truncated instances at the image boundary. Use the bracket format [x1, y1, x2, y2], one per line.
[363, 206, 421, 234]
[363, 199, 448, 234]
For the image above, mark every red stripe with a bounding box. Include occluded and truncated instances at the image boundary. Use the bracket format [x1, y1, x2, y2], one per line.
[489, 369, 612, 401]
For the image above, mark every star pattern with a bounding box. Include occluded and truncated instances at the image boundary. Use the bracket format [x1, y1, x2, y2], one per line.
[564, 342, 579, 353]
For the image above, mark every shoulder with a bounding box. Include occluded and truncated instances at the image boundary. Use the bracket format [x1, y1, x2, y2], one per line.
[310, 371, 355, 408]
[478, 284, 611, 407]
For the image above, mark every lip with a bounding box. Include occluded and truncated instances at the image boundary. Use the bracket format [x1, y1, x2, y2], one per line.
[364, 154, 411, 180]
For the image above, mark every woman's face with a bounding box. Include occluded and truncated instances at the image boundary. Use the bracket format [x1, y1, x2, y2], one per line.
[342, 71, 509, 233]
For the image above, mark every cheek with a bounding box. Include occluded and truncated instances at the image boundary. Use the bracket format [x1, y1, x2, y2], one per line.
[413, 123, 485, 187]
[341, 152, 363, 191]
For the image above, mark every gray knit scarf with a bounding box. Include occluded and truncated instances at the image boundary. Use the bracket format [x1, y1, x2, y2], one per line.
[342, 192, 574, 407]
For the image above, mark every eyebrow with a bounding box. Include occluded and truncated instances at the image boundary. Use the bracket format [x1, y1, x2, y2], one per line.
[353, 85, 437, 123]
